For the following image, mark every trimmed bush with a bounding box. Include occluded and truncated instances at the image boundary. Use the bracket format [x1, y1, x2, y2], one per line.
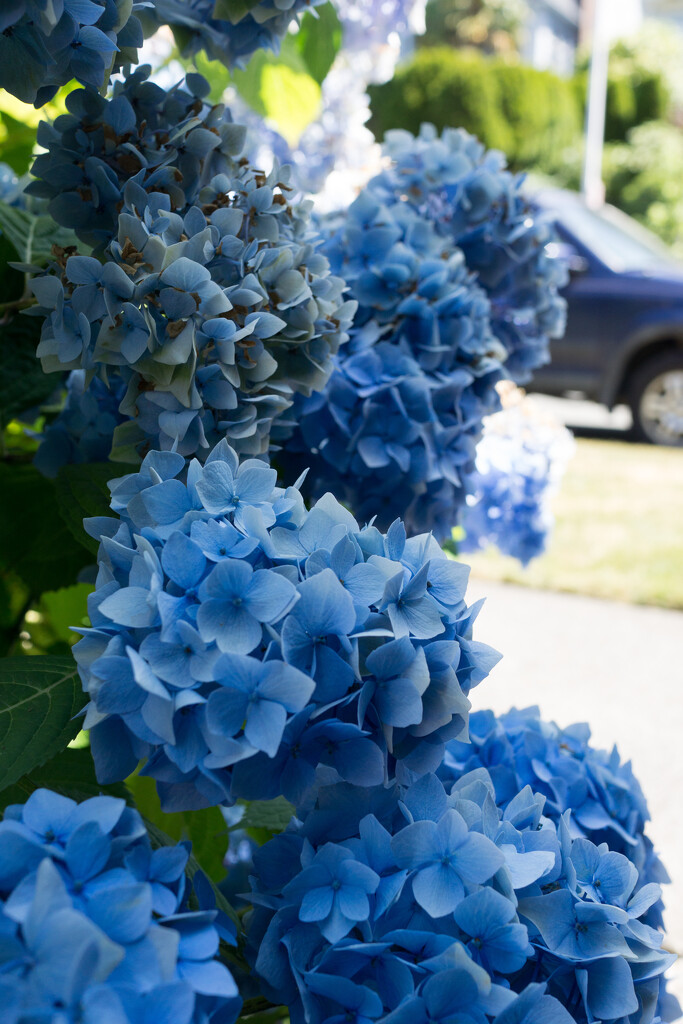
[368, 48, 513, 155]
[368, 47, 580, 174]
[603, 120, 683, 255]
[574, 64, 669, 143]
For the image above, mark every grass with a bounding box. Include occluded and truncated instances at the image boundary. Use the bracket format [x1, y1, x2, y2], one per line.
[464, 438, 683, 609]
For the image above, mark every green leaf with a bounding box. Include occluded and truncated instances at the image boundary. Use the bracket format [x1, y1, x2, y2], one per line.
[0, 655, 84, 793]
[292, 3, 342, 85]
[193, 52, 232, 104]
[0, 464, 92, 594]
[0, 233, 25, 303]
[231, 52, 269, 118]
[55, 462, 135, 555]
[22, 583, 93, 656]
[0, 200, 79, 268]
[240, 1006, 289, 1024]
[232, 49, 321, 146]
[0, 314, 56, 430]
[238, 795, 295, 837]
[128, 774, 230, 890]
[0, 113, 37, 176]
[212, 0, 261, 25]
[0, 745, 128, 814]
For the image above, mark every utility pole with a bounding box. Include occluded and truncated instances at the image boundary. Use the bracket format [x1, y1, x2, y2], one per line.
[581, 0, 609, 208]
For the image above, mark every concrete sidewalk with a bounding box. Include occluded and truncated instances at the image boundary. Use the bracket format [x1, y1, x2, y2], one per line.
[465, 578, 683, 1005]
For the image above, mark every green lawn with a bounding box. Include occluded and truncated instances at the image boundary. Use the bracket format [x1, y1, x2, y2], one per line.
[464, 438, 683, 609]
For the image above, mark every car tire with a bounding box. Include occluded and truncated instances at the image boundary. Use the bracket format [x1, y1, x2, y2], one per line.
[626, 350, 683, 446]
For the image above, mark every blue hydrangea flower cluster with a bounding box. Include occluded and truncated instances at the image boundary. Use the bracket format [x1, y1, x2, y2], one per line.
[140, 0, 326, 71]
[280, 188, 507, 539]
[367, 124, 569, 384]
[442, 707, 671, 931]
[460, 463, 551, 567]
[27, 66, 248, 252]
[34, 369, 127, 478]
[30, 91, 355, 459]
[74, 440, 499, 811]
[246, 767, 675, 1024]
[0, 0, 146, 106]
[0, 787, 240, 1024]
[459, 399, 574, 566]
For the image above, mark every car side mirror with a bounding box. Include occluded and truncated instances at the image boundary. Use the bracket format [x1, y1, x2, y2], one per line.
[544, 241, 589, 275]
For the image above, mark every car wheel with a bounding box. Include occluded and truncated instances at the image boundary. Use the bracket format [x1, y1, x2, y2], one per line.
[627, 351, 683, 446]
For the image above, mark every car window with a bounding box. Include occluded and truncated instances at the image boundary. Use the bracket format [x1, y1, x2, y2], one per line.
[554, 202, 679, 273]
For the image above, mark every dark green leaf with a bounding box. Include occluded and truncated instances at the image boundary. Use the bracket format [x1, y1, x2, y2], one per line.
[240, 1005, 288, 1024]
[0, 314, 56, 429]
[0, 464, 93, 594]
[213, 0, 262, 25]
[55, 462, 134, 555]
[0, 745, 128, 814]
[0, 655, 84, 792]
[238, 795, 295, 836]
[0, 113, 37, 176]
[128, 773, 231, 891]
[0, 200, 79, 268]
[0, 233, 24, 304]
[0, 571, 30, 658]
[291, 3, 342, 85]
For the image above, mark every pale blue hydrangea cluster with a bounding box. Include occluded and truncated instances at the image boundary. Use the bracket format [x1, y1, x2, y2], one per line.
[27, 66, 248, 252]
[0, 788, 240, 1024]
[246, 766, 675, 1024]
[74, 441, 499, 811]
[459, 403, 574, 566]
[0, 0, 146, 106]
[30, 96, 355, 459]
[368, 125, 569, 384]
[334, 0, 422, 54]
[280, 188, 506, 539]
[140, 0, 326, 70]
[461, 453, 553, 566]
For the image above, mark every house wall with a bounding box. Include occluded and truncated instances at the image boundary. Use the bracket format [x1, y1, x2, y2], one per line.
[522, 0, 582, 75]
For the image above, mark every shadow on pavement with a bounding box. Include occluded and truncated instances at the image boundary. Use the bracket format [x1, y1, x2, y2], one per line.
[566, 425, 634, 442]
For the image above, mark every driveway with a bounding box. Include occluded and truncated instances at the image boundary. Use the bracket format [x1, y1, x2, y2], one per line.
[465, 577, 683, 1007]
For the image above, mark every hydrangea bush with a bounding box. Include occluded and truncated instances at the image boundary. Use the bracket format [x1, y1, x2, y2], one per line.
[0, 4, 677, 1024]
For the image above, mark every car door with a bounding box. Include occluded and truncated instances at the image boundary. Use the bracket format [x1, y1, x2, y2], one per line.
[533, 223, 619, 400]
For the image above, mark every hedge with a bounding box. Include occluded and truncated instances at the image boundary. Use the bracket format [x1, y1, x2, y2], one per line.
[368, 48, 581, 175]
